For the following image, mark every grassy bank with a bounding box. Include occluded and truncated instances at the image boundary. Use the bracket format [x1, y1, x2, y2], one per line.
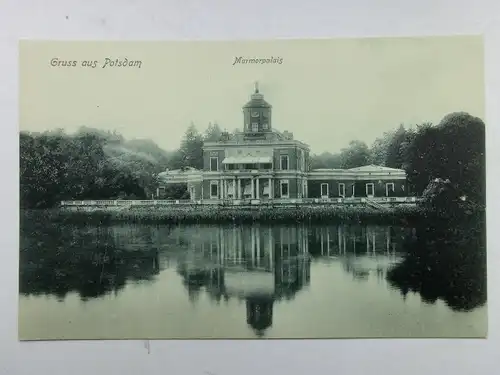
[21, 205, 425, 226]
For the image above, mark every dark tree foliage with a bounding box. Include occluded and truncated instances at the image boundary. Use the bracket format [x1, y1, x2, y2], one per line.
[163, 184, 190, 200]
[178, 123, 204, 170]
[369, 130, 395, 166]
[419, 178, 465, 217]
[403, 113, 485, 206]
[310, 152, 342, 169]
[20, 128, 165, 208]
[385, 124, 407, 169]
[204, 122, 223, 142]
[387, 211, 486, 312]
[339, 140, 370, 169]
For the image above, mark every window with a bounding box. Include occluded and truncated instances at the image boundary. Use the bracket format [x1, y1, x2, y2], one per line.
[252, 123, 259, 132]
[262, 123, 268, 130]
[261, 163, 272, 170]
[321, 183, 329, 198]
[280, 155, 289, 170]
[386, 182, 395, 197]
[366, 183, 374, 197]
[210, 156, 218, 171]
[280, 180, 289, 198]
[338, 183, 346, 197]
[210, 181, 219, 198]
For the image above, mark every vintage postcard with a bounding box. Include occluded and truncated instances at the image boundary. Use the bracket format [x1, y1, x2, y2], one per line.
[19, 37, 486, 340]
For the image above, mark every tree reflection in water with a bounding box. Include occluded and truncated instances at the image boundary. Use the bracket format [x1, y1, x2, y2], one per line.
[19, 222, 161, 301]
[308, 220, 486, 311]
[387, 213, 487, 312]
[308, 224, 408, 282]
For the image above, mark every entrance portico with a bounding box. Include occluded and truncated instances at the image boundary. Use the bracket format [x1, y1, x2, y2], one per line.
[221, 176, 274, 200]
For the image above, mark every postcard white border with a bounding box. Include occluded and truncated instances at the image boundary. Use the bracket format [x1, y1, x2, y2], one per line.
[1, 0, 499, 374]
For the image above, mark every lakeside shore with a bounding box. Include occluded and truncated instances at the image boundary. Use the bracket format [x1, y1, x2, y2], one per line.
[21, 205, 426, 226]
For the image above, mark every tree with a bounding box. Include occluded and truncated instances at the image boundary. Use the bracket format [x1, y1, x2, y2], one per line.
[339, 140, 370, 169]
[310, 152, 342, 169]
[204, 122, 223, 142]
[178, 122, 204, 170]
[20, 129, 154, 208]
[419, 178, 462, 215]
[369, 130, 394, 166]
[436, 112, 485, 205]
[402, 113, 485, 205]
[385, 124, 407, 169]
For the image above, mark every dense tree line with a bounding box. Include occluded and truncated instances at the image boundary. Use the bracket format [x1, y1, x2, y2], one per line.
[19, 122, 224, 208]
[310, 112, 485, 206]
[20, 112, 485, 208]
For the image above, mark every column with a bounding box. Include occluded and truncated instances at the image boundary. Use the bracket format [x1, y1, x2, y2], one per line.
[221, 228, 225, 263]
[256, 178, 260, 199]
[233, 177, 236, 199]
[268, 227, 273, 269]
[232, 227, 237, 265]
[321, 228, 324, 255]
[280, 228, 284, 256]
[268, 178, 272, 199]
[338, 227, 342, 254]
[327, 229, 330, 255]
[256, 226, 261, 266]
[251, 227, 256, 267]
[215, 229, 219, 257]
[251, 177, 255, 199]
[386, 227, 390, 254]
[366, 229, 369, 254]
[238, 179, 242, 199]
[372, 232, 376, 254]
[238, 228, 243, 263]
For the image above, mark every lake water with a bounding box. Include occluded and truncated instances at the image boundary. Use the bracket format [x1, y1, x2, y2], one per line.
[19, 218, 487, 339]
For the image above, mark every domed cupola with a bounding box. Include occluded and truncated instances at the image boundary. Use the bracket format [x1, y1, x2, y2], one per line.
[242, 82, 272, 133]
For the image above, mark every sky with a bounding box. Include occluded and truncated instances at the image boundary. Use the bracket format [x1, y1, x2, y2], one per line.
[19, 36, 485, 154]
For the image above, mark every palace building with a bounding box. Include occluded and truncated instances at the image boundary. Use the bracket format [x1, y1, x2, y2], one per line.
[157, 83, 409, 203]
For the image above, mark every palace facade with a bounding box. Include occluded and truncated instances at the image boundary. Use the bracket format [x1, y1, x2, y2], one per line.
[158, 84, 408, 202]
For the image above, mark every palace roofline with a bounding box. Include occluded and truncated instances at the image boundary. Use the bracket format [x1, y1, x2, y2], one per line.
[157, 164, 407, 181]
[203, 130, 310, 150]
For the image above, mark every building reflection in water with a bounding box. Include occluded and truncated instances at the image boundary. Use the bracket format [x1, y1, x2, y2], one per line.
[176, 224, 311, 337]
[309, 225, 405, 282]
